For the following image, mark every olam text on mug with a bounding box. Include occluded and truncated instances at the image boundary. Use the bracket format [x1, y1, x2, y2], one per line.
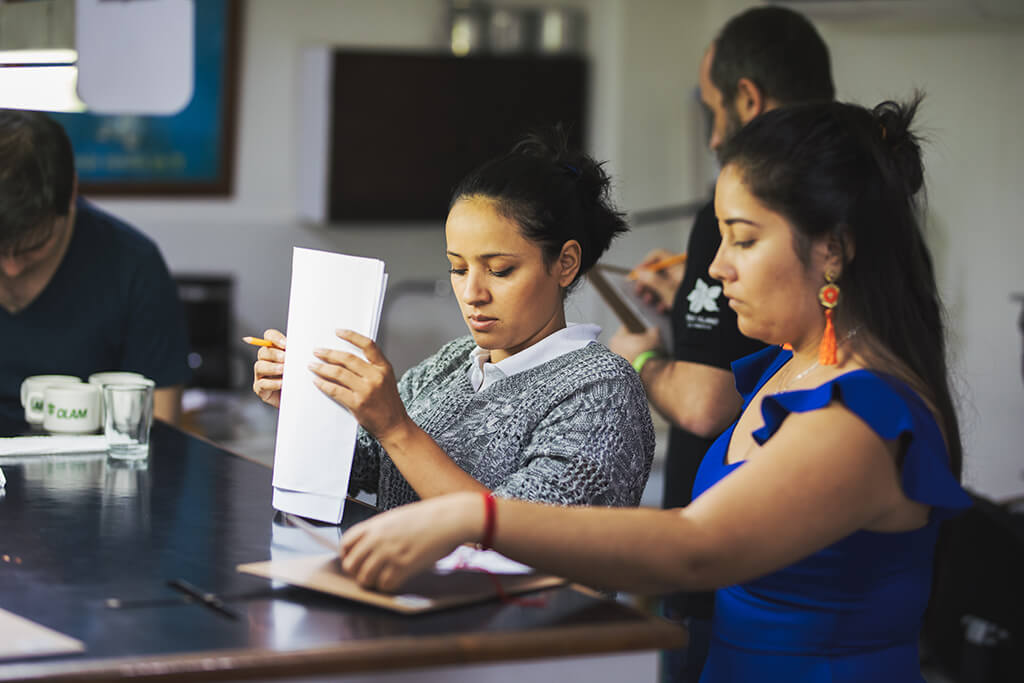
[42, 383, 102, 434]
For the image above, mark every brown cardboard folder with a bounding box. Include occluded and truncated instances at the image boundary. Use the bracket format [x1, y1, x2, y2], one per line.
[237, 554, 565, 614]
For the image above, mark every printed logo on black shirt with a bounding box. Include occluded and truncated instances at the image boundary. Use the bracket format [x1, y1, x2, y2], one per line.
[685, 278, 722, 331]
[686, 278, 721, 314]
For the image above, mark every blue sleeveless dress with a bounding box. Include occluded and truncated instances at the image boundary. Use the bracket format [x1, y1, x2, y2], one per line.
[693, 346, 972, 682]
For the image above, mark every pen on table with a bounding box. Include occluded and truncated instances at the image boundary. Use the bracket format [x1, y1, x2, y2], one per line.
[166, 578, 241, 620]
[242, 336, 276, 347]
[628, 252, 688, 280]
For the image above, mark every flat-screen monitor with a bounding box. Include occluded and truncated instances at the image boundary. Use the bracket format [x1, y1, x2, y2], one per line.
[323, 51, 587, 222]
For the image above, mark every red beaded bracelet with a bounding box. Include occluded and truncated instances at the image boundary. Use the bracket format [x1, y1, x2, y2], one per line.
[481, 491, 497, 550]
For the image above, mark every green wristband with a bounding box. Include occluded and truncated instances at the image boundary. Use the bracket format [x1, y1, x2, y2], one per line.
[632, 350, 663, 374]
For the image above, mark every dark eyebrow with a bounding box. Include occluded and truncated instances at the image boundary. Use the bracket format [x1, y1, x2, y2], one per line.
[721, 218, 761, 228]
[446, 251, 518, 259]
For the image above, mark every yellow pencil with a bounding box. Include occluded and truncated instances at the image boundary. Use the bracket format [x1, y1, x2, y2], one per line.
[242, 336, 275, 347]
[628, 252, 687, 280]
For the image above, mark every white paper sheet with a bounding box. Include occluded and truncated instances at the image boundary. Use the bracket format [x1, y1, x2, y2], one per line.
[271, 248, 387, 523]
[0, 608, 84, 660]
[433, 545, 534, 575]
[0, 435, 108, 456]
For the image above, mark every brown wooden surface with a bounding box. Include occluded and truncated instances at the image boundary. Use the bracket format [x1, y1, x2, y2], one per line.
[0, 615, 684, 682]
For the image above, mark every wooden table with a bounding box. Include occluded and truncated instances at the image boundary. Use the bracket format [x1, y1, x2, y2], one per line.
[0, 422, 684, 681]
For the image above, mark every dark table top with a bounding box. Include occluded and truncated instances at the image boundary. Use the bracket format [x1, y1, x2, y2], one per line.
[0, 422, 683, 681]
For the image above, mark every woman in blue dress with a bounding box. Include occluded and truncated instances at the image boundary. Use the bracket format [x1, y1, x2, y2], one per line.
[334, 96, 972, 682]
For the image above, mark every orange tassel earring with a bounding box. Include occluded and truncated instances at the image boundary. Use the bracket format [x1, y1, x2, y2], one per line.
[817, 273, 840, 365]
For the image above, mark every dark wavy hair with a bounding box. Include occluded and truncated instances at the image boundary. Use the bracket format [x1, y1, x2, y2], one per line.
[0, 109, 75, 252]
[718, 94, 962, 479]
[450, 125, 628, 293]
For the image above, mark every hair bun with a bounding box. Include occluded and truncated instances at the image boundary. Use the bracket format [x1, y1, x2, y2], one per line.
[510, 124, 627, 272]
[872, 95, 925, 195]
[511, 125, 603, 206]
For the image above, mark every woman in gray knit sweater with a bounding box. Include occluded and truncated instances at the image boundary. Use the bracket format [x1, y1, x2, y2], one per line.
[253, 130, 654, 510]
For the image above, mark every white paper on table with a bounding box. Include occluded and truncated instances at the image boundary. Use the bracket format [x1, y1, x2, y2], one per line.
[271, 247, 388, 523]
[0, 435, 109, 457]
[0, 608, 84, 660]
[433, 545, 534, 575]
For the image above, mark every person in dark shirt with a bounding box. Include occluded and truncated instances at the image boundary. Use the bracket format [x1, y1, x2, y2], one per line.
[608, 7, 836, 682]
[0, 110, 190, 429]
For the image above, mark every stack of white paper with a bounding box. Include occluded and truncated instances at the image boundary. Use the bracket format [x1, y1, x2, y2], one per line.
[271, 248, 388, 523]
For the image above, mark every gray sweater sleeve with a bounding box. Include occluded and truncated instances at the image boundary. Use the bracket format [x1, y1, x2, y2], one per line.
[492, 369, 655, 507]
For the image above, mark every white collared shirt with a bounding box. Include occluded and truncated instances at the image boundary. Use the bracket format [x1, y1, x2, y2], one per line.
[467, 323, 602, 392]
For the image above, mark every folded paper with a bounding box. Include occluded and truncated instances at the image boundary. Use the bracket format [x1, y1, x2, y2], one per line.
[271, 248, 388, 523]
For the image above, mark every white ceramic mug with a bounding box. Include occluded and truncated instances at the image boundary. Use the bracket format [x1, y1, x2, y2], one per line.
[42, 383, 102, 434]
[88, 372, 155, 421]
[20, 375, 84, 425]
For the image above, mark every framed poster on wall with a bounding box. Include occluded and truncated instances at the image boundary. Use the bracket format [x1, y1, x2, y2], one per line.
[50, 0, 241, 196]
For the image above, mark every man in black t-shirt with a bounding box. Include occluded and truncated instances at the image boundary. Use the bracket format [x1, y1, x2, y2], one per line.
[609, 7, 835, 683]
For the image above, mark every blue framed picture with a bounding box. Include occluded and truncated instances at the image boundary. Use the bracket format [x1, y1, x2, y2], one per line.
[51, 0, 241, 195]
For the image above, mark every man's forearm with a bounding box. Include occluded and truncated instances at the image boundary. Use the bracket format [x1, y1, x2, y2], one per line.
[639, 357, 741, 439]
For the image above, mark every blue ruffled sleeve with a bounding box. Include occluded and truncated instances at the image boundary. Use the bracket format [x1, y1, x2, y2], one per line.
[752, 371, 972, 521]
[732, 346, 791, 403]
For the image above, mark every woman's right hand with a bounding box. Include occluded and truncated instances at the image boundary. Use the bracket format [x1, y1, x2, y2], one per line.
[252, 328, 287, 408]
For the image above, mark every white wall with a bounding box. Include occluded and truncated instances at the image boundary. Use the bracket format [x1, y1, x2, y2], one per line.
[92, 0, 1024, 499]
[822, 19, 1024, 501]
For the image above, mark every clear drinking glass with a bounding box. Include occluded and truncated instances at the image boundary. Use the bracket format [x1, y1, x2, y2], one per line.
[103, 383, 154, 461]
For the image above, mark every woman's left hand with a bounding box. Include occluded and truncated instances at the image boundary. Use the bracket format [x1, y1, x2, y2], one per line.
[310, 329, 410, 441]
[340, 493, 478, 592]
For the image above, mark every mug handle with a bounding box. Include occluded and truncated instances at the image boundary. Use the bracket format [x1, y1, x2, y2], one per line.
[25, 387, 48, 423]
